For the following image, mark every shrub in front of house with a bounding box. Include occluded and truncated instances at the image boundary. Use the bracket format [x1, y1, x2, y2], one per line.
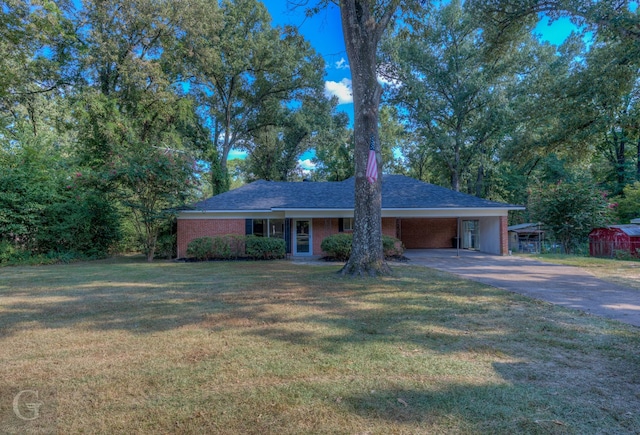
[186, 235, 249, 260]
[321, 233, 405, 261]
[185, 236, 228, 260]
[187, 237, 217, 260]
[245, 235, 286, 260]
[225, 234, 247, 259]
[320, 233, 353, 261]
[187, 235, 284, 261]
[382, 235, 405, 258]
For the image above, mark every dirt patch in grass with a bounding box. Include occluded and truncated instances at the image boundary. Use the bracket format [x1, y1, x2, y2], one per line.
[1, 258, 639, 433]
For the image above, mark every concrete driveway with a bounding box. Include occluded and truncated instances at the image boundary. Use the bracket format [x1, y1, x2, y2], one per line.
[403, 249, 640, 327]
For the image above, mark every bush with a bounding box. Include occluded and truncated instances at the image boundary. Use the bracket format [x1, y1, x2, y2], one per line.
[0, 240, 87, 266]
[186, 235, 282, 261]
[34, 181, 121, 258]
[0, 240, 29, 264]
[614, 249, 633, 261]
[187, 237, 214, 260]
[245, 235, 285, 260]
[383, 235, 405, 257]
[321, 233, 405, 260]
[226, 234, 246, 259]
[187, 236, 231, 260]
[320, 233, 353, 261]
[154, 233, 176, 260]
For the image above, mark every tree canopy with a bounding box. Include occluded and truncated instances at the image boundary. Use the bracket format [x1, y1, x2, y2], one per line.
[1, 0, 639, 264]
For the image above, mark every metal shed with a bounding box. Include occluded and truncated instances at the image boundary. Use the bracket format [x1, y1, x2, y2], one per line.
[589, 225, 640, 258]
[508, 223, 544, 253]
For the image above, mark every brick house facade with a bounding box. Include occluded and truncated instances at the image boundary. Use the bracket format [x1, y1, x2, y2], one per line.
[177, 175, 523, 258]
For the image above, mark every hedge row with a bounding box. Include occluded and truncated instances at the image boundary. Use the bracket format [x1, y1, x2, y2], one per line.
[187, 233, 405, 262]
[186, 235, 285, 261]
[320, 233, 405, 261]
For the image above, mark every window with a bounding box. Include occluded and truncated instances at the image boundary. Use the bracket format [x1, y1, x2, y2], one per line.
[252, 219, 284, 239]
[253, 219, 266, 237]
[341, 218, 354, 232]
[269, 219, 285, 239]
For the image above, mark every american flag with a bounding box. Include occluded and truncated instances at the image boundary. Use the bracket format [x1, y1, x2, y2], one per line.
[366, 134, 377, 184]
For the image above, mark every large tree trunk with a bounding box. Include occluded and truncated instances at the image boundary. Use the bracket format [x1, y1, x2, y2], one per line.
[476, 164, 484, 197]
[209, 120, 231, 196]
[338, 0, 395, 276]
[636, 136, 640, 180]
[614, 129, 627, 195]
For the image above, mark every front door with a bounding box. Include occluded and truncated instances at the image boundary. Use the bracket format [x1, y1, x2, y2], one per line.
[294, 219, 312, 255]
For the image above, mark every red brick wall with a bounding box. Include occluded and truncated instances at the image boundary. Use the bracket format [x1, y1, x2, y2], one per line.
[177, 218, 245, 258]
[382, 218, 398, 238]
[312, 218, 339, 256]
[311, 218, 398, 256]
[398, 218, 457, 249]
[178, 216, 495, 257]
[500, 216, 508, 256]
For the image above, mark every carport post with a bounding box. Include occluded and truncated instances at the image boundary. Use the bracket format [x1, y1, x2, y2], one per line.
[456, 217, 460, 257]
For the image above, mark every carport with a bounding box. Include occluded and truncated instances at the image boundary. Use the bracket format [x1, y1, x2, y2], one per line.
[393, 214, 510, 255]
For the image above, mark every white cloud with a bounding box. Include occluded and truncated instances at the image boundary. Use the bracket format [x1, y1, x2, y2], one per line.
[377, 63, 401, 88]
[298, 158, 316, 171]
[377, 74, 401, 88]
[324, 78, 353, 105]
[335, 57, 349, 70]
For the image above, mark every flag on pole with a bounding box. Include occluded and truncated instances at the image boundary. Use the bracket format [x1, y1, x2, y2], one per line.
[366, 134, 377, 184]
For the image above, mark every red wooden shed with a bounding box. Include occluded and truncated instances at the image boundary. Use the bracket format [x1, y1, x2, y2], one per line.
[589, 225, 640, 258]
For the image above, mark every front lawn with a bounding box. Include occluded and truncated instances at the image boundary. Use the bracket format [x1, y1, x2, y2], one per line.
[1, 257, 638, 434]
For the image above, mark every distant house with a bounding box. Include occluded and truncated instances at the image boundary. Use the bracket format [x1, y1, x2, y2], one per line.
[177, 175, 524, 258]
[508, 223, 544, 253]
[589, 225, 640, 258]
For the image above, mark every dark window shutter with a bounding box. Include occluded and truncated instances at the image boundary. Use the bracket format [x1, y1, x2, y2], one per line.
[245, 219, 253, 235]
[284, 218, 291, 254]
[338, 218, 344, 232]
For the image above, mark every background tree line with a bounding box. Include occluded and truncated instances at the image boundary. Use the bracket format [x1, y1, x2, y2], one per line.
[0, 0, 344, 262]
[378, 0, 639, 254]
[1, 0, 638, 263]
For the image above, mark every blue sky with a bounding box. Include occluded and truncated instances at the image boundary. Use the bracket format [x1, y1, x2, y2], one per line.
[266, 1, 352, 105]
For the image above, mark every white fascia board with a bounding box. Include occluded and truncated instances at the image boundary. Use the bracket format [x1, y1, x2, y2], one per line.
[381, 207, 523, 218]
[279, 208, 519, 218]
[275, 209, 354, 218]
[178, 210, 285, 220]
[178, 206, 524, 220]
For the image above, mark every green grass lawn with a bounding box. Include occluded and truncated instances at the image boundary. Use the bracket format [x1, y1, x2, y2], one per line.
[1, 257, 639, 434]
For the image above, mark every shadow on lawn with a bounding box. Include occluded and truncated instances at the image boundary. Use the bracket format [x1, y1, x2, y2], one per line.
[2, 259, 639, 432]
[332, 359, 640, 434]
[338, 382, 559, 433]
[1, 259, 638, 367]
[0, 258, 626, 348]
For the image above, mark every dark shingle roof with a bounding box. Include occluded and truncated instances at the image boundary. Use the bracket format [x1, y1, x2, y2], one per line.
[189, 175, 522, 211]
